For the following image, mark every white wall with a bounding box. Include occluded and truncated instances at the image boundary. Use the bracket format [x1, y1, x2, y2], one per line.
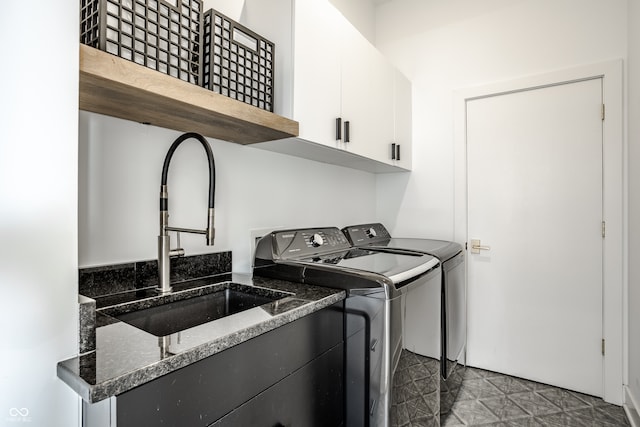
[79, 113, 377, 272]
[206, 0, 377, 46]
[627, 0, 640, 418]
[0, 1, 79, 426]
[330, 0, 377, 44]
[204, 0, 245, 17]
[374, 0, 627, 239]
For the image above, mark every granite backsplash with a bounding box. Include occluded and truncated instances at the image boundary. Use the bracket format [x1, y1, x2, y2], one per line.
[79, 251, 232, 299]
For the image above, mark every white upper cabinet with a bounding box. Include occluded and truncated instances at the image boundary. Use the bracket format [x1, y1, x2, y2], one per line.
[392, 70, 413, 170]
[243, 0, 412, 172]
[340, 21, 395, 164]
[291, 0, 343, 147]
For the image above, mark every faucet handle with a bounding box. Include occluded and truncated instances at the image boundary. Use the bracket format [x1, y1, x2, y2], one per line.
[169, 247, 185, 257]
[169, 231, 185, 258]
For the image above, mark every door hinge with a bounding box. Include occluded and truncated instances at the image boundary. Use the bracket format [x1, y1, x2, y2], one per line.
[601, 104, 605, 121]
[602, 221, 606, 238]
[602, 338, 605, 356]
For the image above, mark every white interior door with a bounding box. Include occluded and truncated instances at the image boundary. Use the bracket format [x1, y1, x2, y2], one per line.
[466, 78, 603, 396]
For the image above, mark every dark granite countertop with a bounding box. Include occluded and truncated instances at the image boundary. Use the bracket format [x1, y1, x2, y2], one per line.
[57, 273, 345, 403]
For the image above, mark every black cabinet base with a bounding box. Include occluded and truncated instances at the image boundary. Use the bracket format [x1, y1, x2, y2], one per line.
[211, 343, 344, 427]
[116, 303, 344, 427]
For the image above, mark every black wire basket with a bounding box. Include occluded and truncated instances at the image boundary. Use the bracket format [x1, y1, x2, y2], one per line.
[201, 9, 274, 112]
[80, 0, 202, 84]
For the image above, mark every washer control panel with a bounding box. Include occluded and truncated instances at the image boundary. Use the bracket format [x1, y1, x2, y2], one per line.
[271, 227, 351, 258]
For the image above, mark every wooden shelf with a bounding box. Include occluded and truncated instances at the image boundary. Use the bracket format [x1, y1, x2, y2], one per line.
[79, 44, 299, 144]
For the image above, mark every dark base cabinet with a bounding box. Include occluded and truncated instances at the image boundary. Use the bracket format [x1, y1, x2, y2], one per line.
[116, 303, 344, 427]
[211, 344, 344, 427]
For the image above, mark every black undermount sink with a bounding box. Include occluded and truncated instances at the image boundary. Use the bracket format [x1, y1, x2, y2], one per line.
[114, 284, 290, 337]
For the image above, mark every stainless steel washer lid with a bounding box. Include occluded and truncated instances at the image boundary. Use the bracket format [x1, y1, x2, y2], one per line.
[380, 238, 461, 263]
[296, 248, 439, 285]
[342, 223, 462, 262]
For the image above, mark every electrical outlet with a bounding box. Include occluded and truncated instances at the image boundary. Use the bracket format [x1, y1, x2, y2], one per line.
[249, 227, 283, 267]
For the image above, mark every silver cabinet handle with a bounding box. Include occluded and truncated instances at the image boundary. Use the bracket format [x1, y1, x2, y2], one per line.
[470, 239, 491, 254]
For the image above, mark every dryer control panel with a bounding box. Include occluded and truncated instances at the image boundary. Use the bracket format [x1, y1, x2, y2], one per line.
[342, 223, 391, 246]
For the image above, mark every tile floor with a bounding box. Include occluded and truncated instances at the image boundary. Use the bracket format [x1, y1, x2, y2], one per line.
[392, 349, 630, 426]
[392, 350, 441, 426]
[444, 366, 630, 426]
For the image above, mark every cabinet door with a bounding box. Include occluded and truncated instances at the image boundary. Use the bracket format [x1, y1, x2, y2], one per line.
[292, 0, 343, 147]
[340, 23, 395, 164]
[210, 344, 344, 427]
[393, 70, 412, 169]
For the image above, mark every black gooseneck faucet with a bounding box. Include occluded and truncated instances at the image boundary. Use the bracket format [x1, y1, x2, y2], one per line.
[158, 132, 216, 294]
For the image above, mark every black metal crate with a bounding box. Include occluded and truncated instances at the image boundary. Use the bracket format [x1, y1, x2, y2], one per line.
[80, 0, 202, 84]
[201, 9, 274, 112]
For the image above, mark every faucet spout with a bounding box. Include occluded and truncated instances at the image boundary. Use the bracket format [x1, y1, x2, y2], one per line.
[158, 132, 216, 294]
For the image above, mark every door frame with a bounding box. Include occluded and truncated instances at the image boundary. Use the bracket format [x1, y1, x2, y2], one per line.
[453, 60, 624, 404]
